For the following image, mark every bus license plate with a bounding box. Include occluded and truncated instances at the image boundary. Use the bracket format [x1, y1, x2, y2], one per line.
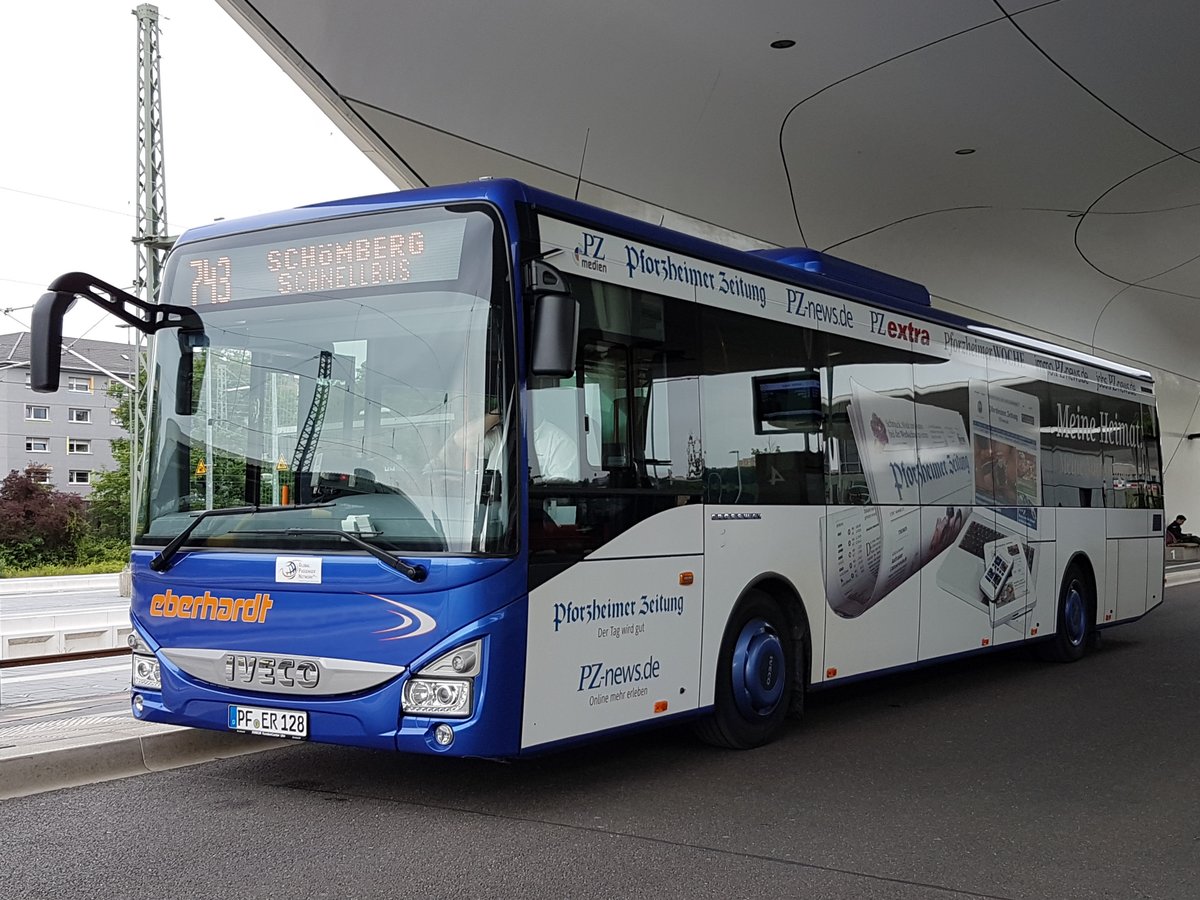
[228, 705, 308, 739]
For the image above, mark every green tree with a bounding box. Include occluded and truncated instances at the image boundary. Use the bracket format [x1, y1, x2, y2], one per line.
[87, 433, 130, 540]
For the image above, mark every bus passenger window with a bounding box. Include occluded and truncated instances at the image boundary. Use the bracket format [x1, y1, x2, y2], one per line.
[583, 341, 632, 480]
[699, 305, 827, 506]
[527, 279, 703, 587]
[527, 380, 582, 484]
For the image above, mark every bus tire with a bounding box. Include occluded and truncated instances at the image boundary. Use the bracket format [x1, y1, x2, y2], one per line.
[695, 589, 794, 750]
[1040, 562, 1093, 663]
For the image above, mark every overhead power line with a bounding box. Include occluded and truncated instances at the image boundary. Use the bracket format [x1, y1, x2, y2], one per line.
[0, 184, 134, 220]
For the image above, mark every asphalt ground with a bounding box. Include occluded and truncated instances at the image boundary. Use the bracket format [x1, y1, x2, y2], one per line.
[1, 575, 1197, 899]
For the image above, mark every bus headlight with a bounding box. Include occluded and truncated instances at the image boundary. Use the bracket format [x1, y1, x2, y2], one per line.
[128, 629, 161, 690]
[132, 653, 162, 690]
[402, 639, 482, 718]
[403, 677, 471, 717]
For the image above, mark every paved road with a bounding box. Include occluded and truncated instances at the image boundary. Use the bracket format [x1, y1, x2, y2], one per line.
[2, 582, 1197, 899]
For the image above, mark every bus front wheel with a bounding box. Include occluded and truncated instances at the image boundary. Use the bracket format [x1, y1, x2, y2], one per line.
[696, 590, 795, 750]
[1040, 563, 1093, 663]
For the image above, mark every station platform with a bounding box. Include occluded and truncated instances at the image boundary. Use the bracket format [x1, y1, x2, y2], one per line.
[0, 573, 282, 799]
[3, 561, 1199, 800]
[0, 658, 282, 800]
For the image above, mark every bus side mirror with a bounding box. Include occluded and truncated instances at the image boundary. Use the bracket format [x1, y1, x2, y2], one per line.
[29, 272, 207, 405]
[29, 290, 77, 392]
[527, 260, 578, 377]
[530, 293, 579, 376]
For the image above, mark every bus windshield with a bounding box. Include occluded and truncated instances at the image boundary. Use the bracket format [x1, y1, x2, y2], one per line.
[140, 204, 516, 556]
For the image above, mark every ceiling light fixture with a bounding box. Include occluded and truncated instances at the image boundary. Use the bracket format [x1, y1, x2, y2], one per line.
[770, 39, 796, 49]
[954, 148, 975, 155]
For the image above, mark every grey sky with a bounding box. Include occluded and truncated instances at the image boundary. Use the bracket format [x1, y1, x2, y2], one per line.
[0, 0, 395, 345]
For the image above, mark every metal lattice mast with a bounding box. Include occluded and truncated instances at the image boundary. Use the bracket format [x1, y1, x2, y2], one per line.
[131, 3, 169, 541]
[291, 351, 335, 480]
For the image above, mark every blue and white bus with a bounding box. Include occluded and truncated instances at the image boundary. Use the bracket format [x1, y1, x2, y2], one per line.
[31, 179, 1164, 755]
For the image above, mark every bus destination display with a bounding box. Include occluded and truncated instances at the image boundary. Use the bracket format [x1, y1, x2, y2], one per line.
[180, 216, 468, 305]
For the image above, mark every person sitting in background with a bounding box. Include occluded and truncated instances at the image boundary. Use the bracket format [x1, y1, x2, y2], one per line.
[1166, 514, 1199, 545]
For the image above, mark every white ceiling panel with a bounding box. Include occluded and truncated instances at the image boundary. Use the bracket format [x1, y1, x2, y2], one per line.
[217, 0, 1200, 437]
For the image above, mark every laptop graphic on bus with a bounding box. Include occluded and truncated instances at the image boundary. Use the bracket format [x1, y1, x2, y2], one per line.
[936, 509, 1038, 627]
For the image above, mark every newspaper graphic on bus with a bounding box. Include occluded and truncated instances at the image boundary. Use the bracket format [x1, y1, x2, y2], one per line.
[968, 380, 1041, 525]
[823, 380, 1042, 620]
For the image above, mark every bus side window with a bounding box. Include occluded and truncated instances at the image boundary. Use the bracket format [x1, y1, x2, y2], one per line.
[527, 380, 583, 484]
[527, 281, 703, 587]
[583, 340, 632, 481]
[698, 305, 827, 506]
[527, 335, 677, 490]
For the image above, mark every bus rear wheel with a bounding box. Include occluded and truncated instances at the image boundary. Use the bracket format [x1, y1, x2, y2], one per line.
[1040, 562, 1093, 663]
[695, 590, 795, 750]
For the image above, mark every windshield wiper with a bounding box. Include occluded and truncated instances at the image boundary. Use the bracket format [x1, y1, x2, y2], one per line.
[149, 502, 334, 573]
[246, 529, 428, 583]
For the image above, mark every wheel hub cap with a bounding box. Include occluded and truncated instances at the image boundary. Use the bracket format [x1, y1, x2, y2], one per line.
[732, 618, 786, 718]
[1064, 583, 1086, 646]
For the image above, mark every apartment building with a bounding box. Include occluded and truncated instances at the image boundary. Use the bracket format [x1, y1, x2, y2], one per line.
[0, 333, 135, 497]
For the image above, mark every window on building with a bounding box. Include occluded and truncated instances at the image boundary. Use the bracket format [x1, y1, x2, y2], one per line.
[68, 439, 91, 454]
[68, 470, 92, 485]
[68, 408, 92, 424]
[25, 405, 49, 420]
[26, 437, 50, 452]
[29, 467, 51, 484]
[67, 376, 93, 393]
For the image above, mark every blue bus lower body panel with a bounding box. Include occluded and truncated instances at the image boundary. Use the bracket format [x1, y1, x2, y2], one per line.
[133, 675, 407, 752]
[131, 594, 529, 757]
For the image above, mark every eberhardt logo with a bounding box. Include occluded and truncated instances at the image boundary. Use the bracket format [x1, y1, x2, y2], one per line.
[149, 589, 273, 623]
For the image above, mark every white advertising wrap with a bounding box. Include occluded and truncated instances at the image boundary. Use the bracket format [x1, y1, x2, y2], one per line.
[538, 216, 1155, 405]
[532, 212, 1154, 697]
[823, 383, 974, 618]
[822, 380, 1047, 624]
[522, 554, 703, 749]
[539, 216, 944, 361]
[968, 380, 1042, 524]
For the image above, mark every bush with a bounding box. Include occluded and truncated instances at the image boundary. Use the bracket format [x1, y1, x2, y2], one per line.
[76, 533, 132, 567]
[0, 468, 132, 577]
[0, 467, 88, 569]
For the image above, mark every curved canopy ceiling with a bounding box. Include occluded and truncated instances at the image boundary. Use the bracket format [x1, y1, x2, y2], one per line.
[219, 0, 1200, 384]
